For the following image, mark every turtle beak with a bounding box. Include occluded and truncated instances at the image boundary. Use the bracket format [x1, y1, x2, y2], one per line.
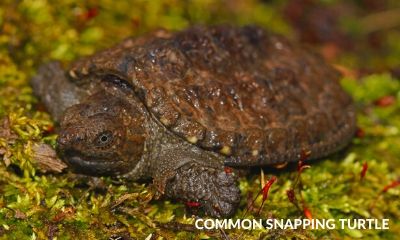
[56, 127, 85, 164]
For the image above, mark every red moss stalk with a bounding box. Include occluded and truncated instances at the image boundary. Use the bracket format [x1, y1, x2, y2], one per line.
[360, 162, 368, 180]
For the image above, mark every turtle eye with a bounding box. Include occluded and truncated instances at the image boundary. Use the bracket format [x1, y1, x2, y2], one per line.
[95, 131, 114, 148]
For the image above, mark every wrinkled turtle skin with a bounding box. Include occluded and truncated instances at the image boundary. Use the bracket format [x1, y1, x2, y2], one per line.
[31, 25, 356, 217]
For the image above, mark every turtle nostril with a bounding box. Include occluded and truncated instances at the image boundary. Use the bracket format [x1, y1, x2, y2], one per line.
[57, 135, 68, 146]
[74, 135, 83, 142]
[57, 130, 84, 147]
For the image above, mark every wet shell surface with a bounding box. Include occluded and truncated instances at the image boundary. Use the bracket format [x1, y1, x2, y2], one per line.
[67, 25, 356, 166]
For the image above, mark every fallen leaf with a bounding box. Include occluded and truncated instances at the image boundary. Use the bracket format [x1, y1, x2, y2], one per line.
[31, 143, 67, 173]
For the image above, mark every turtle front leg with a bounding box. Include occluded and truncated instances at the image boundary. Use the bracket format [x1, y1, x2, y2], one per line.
[147, 129, 241, 217]
[163, 163, 241, 217]
[31, 61, 88, 122]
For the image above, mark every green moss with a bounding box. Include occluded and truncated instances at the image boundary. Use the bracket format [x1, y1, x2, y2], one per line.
[0, 0, 399, 239]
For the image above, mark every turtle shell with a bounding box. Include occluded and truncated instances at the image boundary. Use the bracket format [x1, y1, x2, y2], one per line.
[67, 25, 356, 166]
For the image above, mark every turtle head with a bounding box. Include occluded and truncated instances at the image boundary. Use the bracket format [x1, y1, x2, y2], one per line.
[57, 90, 146, 176]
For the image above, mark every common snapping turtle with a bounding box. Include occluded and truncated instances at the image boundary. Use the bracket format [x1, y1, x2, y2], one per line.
[31, 25, 356, 217]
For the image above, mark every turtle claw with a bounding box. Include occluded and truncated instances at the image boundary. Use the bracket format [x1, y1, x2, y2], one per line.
[165, 164, 241, 217]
